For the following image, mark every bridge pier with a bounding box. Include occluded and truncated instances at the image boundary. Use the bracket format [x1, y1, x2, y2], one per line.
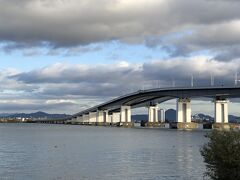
[76, 116, 83, 124]
[70, 117, 77, 124]
[212, 99, 231, 130]
[146, 105, 160, 127]
[89, 112, 97, 125]
[83, 114, 90, 125]
[214, 99, 229, 123]
[112, 112, 121, 126]
[70, 116, 82, 124]
[159, 109, 165, 123]
[177, 98, 191, 123]
[96, 110, 109, 126]
[172, 98, 198, 129]
[120, 106, 134, 127]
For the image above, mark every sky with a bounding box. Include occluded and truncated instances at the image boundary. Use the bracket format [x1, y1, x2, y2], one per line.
[0, 0, 240, 115]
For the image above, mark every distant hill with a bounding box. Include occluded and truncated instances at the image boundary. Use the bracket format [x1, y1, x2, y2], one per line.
[165, 109, 176, 122]
[229, 115, 240, 123]
[192, 113, 214, 122]
[0, 113, 13, 117]
[131, 114, 148, 122]
[2, 111, 71, 120]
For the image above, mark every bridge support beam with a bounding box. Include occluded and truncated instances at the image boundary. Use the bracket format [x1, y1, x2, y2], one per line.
[74, 116, 83, 125]
[159, 109, 165, 123]
[120, 106, 134, 127]
[89, 112, 97, 125]
[82, 114, 90, 125]
[172, 98, 198, 129]
[103, 110, 109, 125]
[112, 112, 120, 125]
[146, 105, 160, 127]
[214, 99, 229, 123]
[177, 98, 191, 123]
[148, 105, 158, 123]
[70, 117, 77, 124]
[213, 99, 230, 130]
[96, 110, 109, 126]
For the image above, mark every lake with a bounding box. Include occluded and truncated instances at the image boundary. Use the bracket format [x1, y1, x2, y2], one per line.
[0, 124, 207, 180]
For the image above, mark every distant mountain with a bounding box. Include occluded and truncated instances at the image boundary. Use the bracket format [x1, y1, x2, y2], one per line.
[193, 113, 240, 123]
[0, 113, 14, 117]
[229, 115, 240, 123]
[132, 114, 148, 122]
[2, 111, 71, 120]
[165, 109, 176, 122]
[193, 113, 214, 122]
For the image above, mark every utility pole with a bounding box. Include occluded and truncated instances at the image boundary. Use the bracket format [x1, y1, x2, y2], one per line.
[235, 72, 240, 86]
[157, 80, 160, 88]
[172, 78, 176, 87]
[211, 74, 214, 86]
[191, 75, 194, 87]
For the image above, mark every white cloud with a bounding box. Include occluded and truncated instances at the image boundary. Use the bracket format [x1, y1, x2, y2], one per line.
[0, 57, 236, 113]
[1, 0, 240, 114]
[0, 0, 240, 53]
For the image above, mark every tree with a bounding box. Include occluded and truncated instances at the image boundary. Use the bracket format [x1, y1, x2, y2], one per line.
[200, 130, 240, 180]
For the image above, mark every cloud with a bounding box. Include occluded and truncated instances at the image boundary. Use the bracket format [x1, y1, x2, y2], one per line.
[147, 20, 240, 61]
[11, 57, 240, 94]
[0, 0, 240, 52]
[0, 99, 78, 113]
[2, 0, 240, 114]
[10, 61, 141, 84]
[0, 57, 239, 113]
[1, 0, 240, 61]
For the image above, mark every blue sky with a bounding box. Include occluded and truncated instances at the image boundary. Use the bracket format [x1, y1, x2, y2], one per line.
[0, 0, 240, 115]
[0, 41, 169, 71]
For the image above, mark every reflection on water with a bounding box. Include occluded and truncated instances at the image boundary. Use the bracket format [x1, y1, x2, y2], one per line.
[0, 124, 207, 180]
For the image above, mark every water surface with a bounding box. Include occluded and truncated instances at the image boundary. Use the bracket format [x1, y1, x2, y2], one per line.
[0, 124, 207, 180]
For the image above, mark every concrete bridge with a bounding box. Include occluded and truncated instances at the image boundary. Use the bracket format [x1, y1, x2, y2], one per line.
[68, 86, 240, 130]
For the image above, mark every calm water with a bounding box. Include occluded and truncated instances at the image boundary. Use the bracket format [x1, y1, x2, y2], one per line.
[0, 124, 207, 180]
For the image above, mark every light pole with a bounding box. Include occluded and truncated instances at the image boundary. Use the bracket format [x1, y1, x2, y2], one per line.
[191, 75, 194, 87]
[211, 74, 214, 86]
[235, 72, 240, 86]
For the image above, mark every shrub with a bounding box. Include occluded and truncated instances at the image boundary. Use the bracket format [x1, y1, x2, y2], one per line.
[200, 130, 240, 180]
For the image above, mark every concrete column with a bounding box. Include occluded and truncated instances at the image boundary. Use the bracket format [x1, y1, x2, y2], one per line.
[103, 110, 109, 123]
[70, 117, 77, 124]
[97, 111, 104, 123]
[71, 117, 77, 121]
[76, 116, 83, 123]
[112, 112, 120, 123]
[83, 114, 89, 123]
[108, 114, 113, 124]
[120, 106, 131, 123]
[148, 105, 158, 123]
[159, 109, 165, 123]
[214, 99, 229, 123]
[177, 98, 191, 123]
[89, 112, 97, 124]
[96, 110, 109, 125]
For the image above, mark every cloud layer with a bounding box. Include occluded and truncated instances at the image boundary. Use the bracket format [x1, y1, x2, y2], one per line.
[1, 0, 240, 113]
[0, 0, 240, 60]
[0, 57, 238, 113]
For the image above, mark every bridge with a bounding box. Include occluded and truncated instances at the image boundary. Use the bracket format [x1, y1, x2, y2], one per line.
[68, 86, 240, 129]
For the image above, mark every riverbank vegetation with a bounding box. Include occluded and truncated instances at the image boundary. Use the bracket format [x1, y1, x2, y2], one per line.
[201, 130, 240, 180]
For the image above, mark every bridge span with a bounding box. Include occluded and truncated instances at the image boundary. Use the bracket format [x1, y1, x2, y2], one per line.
[68, 86, 240, 129]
